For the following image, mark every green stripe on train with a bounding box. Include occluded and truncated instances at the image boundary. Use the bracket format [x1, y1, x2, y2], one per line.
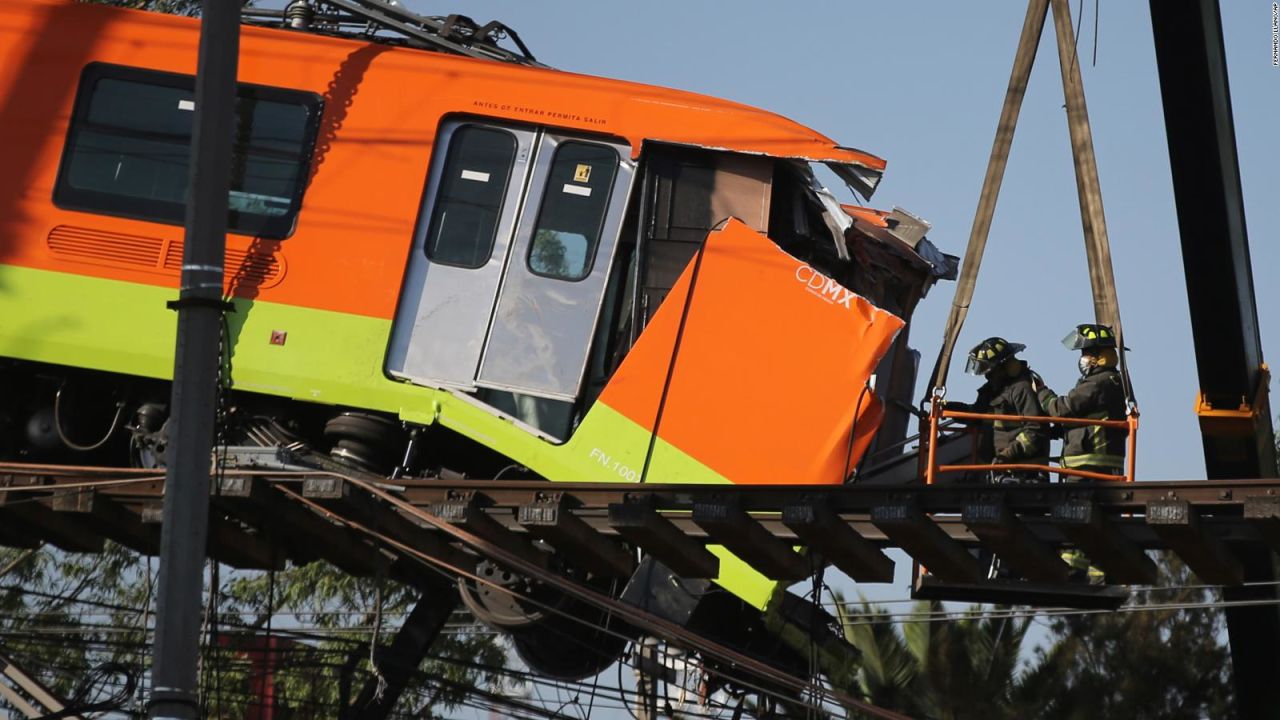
[0, 264, 778, 609]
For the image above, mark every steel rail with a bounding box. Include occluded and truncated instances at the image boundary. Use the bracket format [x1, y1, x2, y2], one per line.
[271, 483, 888, 719]
[4, 462, 1280, 512]
[330, 474, 908, 720]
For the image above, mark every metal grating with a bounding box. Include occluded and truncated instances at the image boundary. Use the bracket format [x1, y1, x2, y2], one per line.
[47, 225, 285, 289]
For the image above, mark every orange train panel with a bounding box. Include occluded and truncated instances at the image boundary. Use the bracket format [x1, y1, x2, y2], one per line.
[0, 0, 885, 322]
[599, 220, 902, 485]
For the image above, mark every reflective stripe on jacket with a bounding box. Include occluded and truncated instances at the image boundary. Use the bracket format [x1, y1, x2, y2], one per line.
[951, 362, 1049, 465]
[1037, 367, 1127, 471]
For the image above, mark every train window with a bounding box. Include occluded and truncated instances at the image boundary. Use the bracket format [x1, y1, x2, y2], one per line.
[424, 126, 517, 268]
[527, 142, 618, 281]
[54, 63, 320, 239]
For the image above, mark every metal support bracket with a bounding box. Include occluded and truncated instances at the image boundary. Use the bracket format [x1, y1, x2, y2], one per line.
[431, 492, 547, 569]
[1052, 499, 1156, 584]
[962, 497, 1069, 583]
[609, 500, 719, 579]
[51, 489, 159, 555]
[872, 501, 980, 582]
[0, 489, 104, 554]
[1147, 499, 1243, 585]
[783, 501, 894, 582]
[215, 475, 389, 577]
[693, 499, 809, 581]
[517, 494, 634, 578]
[304, 476, 471, 571]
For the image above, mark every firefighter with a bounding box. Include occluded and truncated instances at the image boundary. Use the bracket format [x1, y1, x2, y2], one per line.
[949, 337, 1049, 482]
[1032, 323, 1129, 478]
[1032, 323, 1128, 584]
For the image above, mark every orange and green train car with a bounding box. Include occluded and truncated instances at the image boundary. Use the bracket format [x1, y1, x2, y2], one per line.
[0, 0, 955, 681]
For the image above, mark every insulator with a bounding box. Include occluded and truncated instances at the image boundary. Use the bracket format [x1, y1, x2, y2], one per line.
[284, 0, 314, 30]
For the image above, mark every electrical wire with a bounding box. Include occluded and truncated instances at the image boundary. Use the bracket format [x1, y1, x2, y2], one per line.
[0, 619, 782, 720]
[272, 484, 862, 718]
[9, 565, 747, 717]
[832, 595, 1267, 628]
[52, 383, 126, 453]
[4, 562, 1254, 719]
[639, 231, 709, 485]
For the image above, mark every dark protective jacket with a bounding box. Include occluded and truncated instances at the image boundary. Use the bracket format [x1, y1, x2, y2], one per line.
[950, 361, 1049, 465]
[1038, 366, 1128, 473]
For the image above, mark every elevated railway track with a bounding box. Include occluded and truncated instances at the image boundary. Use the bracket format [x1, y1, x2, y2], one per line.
[1, 460, 1274, 608]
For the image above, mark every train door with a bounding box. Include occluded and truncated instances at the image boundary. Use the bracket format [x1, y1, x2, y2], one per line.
[388, 120, 634, 405]
[387, 121, 536, 390]
[476, 134, 633, 400]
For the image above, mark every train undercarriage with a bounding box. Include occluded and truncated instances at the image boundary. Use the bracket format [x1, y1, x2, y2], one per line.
[0, 356, 858, 697]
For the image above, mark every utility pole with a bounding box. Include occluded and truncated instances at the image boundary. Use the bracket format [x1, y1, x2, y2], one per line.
[147, 0, 240, 717]
[633, 637, 660, 720]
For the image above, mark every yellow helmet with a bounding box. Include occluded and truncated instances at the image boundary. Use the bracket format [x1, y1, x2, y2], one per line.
[1061, 323, 1126, 351]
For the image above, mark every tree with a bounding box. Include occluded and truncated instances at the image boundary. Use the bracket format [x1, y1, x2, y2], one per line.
[219, 563, 506, 717]
[832, 553, 1235, 719]
[0, 544, 506, 718]
[530, 230, 572, 278]
[833, 596, 1030, 720]
[1016, 555, 1234, 719]
[0, 543, 153, 706]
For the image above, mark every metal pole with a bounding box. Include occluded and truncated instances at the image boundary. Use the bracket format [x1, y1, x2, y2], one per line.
[147, 0, 240, 717]
[351, 584, 460, 720]
[633, 637, 659, 720]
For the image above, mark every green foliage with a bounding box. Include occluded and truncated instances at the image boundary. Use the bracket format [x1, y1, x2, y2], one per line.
[833, 596, 1030, 719]
[530, 230, 571, 278]
[1016, 555, 1234, 720]
[221, 565, 507, 717]
[0, 543, 153, 702]
[833, 553, 1235, 719]
[0, 544, 506, 718]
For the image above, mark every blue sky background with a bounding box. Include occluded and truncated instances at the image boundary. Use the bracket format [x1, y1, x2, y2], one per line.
[397, 1, 1278, 713]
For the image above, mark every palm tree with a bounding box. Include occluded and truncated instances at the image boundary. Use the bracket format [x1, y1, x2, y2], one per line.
[830, 552, 1235, 719]
[831, 594, 1031, 720]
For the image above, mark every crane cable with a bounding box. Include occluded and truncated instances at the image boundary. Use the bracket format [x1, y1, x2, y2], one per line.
[926, 0, 1135, 407]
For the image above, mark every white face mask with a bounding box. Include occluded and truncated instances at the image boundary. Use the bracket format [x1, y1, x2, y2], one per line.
[1078, 354, 1094, 377]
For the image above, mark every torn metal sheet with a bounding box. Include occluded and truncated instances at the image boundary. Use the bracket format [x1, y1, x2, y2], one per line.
[798, 163, 855, 260]
[841, 204, 959, 281]
[827, 160, 883, 200]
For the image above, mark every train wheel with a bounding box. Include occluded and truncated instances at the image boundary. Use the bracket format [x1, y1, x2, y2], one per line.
[458, 561, 632, 679]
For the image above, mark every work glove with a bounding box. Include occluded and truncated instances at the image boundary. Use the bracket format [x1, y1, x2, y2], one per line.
[993, 448, 1014, 464]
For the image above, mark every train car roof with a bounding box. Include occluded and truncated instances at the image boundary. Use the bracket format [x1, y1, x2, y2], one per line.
[4, 0, 886, 197]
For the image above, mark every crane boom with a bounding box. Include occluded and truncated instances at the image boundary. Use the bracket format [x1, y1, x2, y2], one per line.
[1149, 2, 1278, 717]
